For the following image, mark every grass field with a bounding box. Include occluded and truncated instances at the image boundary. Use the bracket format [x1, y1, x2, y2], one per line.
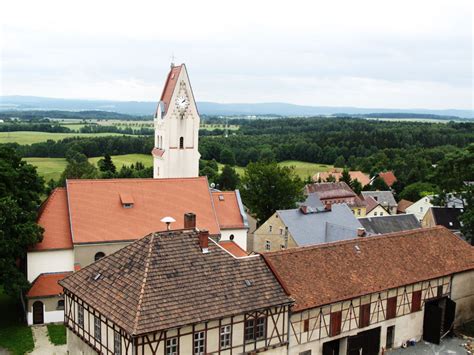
[217, 160, 332, 179]
[25, 154, 153, 181]
[0, 131, 130, 145]
[0, 287, 34, 355]
[60, 123, 87, 131]
[47, 324, 66, 345]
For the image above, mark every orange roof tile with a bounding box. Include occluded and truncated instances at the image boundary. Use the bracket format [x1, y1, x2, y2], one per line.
[27, 272, 71, 298]
[219, 241, 248, 257]
[263, 226, 474, 311]
[379, 171, 397, 187]
[65, 177, 221, 244]
[159, 65, 182, 114]
[211, 191, 245, 229]
[32, 188, 73, 251]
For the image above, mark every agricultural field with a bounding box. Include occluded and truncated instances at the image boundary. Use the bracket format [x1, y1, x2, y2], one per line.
[25, 154, 153, 182]
[217, 160, 332, 179]
[0, 131, 129, 145]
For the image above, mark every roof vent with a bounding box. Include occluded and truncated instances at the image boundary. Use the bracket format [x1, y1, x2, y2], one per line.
[357, 228, 366, 237]
[219, 194, 225, 201]
[94, 273, 101, 281]
[244, 279, 253, 287]
[354, 245, 361, 253]
[120, 193, 134, 208]
[161, 216, 176, 231]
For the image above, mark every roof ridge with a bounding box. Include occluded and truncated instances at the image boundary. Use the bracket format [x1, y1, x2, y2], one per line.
[133, 233, 155, 335]
[263, 226, 450, 256]
[66, 176, 206, 183]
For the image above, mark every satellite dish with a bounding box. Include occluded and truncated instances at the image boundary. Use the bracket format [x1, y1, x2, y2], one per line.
[160, 216, 176, 230]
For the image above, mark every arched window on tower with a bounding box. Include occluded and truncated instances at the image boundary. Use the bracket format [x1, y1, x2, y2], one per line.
[179, 137, 184, 149]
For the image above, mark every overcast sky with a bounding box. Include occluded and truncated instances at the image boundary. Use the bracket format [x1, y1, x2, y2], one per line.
[1, 0, 472, 109]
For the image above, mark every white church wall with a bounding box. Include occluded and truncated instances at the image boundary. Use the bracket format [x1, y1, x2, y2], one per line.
[27, 249, 74, 282]
[220, 229, 248, 251]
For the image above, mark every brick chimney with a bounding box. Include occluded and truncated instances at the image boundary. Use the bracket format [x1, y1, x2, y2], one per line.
[299, 205, 308, 214]
[199, 230, 209, 254]
[184, 212, 196, 229]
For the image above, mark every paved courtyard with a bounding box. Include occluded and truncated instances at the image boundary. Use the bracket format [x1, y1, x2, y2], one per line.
[388, 337, 469, 354]
[28, 326, 66, 355]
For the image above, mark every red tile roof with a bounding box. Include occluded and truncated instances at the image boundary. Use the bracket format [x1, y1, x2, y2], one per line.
[159, 65, 182, 114]
[219, 240, 248, 257]
[27, 272, 71, 298]
[315, 170, 371, 187]
[212, 191, 245, 229]
[305, 182, 356, 200]
[65, 177, 220, 244]
[379, 171, 397, 187]
[363, 195, 382, 213]
[397, 199, 414, 213]
[263, 226, 474, 311]
[32, 188, 73, 251]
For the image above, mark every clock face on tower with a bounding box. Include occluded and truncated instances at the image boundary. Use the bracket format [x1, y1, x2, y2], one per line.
[176, 96, 189, 111]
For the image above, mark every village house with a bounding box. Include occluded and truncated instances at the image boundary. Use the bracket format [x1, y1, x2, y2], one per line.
[26, 178, 248, 325]
[422, 206, 464, 236]
[358, 214, 421, 236]
[313, 169, 371, 187]
[361, 191, 397, 215]
[371, 171, 397, 188]
[262, 226, 474, 354]
[361, 195, 389, 218]
[305, 182, 367, 217]
[253, 202, 363, 253]
[59, 229, 293, 355]
[406, 194, 465, 222]
[396, 199, 413, 214]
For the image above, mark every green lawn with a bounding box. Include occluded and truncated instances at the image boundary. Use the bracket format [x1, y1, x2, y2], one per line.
[0, 287, 34, 355]
[47, 324, 66, 345]
[59, 123, 87, 131]
[217, 160, 332, 179]
[0, 131, 130, 145]
[89, 154, 152, 169]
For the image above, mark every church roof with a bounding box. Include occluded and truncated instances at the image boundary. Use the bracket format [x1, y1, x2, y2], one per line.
[160, 65, 182, 114]
[60, 229, 291, 335]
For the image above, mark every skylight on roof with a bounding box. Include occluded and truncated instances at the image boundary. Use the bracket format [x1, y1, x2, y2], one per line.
[244, 279, 253, 287]
[219, 195, 225, 201]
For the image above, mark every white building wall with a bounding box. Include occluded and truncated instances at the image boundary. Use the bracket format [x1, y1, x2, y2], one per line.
[27, 249, 74, 282]
[27, 309, 64, 326]
[406, 196, 433, 221]
[366, 205, 389, 217]
[220, 229, 248, 251]
[452, 270, 474, 326]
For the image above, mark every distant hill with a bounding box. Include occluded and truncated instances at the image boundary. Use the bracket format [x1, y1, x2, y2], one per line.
[1, 95, 472, 119]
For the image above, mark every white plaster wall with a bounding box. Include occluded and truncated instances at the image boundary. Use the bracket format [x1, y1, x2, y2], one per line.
[406, 197, 433, 221]
[27, 309, 64, 326]
[27, 249, 74, 282]
[452, 271, 474, 326]
[220, 229, 248, 251]
[366, 205, 389, 217]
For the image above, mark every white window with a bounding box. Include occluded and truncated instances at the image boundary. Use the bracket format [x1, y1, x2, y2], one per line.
[279, 228, 283, 235]
[114, 331, 121, 355]
[374, 212, 378, 216]
[94, 316, 101, 341]
[220, 325, 231, 349]
[78, 304, 84, 328]
[166, 337, 178, 355]
[256, 317, 266, 339]
[420, 207, 423, 212]
[265, 240, 271, 251]
[380, 212, 384, 216]
[194, 331, 205, 355]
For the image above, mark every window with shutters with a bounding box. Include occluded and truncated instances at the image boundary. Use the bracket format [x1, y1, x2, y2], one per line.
[386, 296, 397, 319]
[359, 303, 370, 328]
[411, 290, 422, 312]
[329, 311, 342, 337]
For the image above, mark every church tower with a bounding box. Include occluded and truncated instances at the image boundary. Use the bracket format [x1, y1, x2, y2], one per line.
[152, 64, 200, 179]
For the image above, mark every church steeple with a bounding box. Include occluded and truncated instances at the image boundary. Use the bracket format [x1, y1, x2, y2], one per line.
[152, 64, 200, 179]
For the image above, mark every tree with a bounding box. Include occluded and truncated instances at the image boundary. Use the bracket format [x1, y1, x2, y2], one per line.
[399, 182, 438, 202]
[460, 185, 474, 244]
[325, 174, 336, 182]
[0, 146, 44, 296]
[220, 148, 236, 166]
[200, 166, 219, 185]
[339, 169, 352, 186]
[97, 154, 116, 174]
[367, 177, 390, 191]
[59, 151, 99, 185]
[334, 155, 346, 168]
[240, 162, 304, 223]
[218, 165, 240, 191]
[351, 179, 363, 195]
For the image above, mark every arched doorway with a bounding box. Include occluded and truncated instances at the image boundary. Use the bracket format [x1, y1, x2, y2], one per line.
[33, 301, 44, 325]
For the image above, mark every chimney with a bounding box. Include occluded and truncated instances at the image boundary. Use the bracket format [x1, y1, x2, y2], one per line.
[199, 230, 209, 254]
[357, 228, 366, 237]
[299, 205, 308, 214]
[184, 212, 196, 229]
[325, 203, 332, 211]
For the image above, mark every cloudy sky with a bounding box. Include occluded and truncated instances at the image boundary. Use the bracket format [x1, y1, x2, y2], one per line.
[1, 0, 472, 109]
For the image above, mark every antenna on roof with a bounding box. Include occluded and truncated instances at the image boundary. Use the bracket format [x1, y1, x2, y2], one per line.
[170, 53, 176, 68]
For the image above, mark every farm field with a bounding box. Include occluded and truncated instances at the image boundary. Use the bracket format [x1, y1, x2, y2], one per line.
[25, 154, 153, 181]
[0, 131, 129, 145]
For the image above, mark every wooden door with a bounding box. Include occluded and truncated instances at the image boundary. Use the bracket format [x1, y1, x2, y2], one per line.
[33, 301, 44, 324]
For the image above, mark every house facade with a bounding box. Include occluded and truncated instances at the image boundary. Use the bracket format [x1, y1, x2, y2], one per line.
[263, 226, 474, 354]
[422, 206, 464, 236]
[60, 229, 293, 355]
[406, 196, 434, 221]
[26, 178, 249, 325]
[361, 191, 397, 215]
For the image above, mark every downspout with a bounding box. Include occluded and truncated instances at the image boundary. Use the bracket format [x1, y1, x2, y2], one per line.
[287, 305, 291, 355]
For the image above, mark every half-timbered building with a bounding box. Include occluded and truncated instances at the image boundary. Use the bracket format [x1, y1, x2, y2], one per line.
[59, 229, 293, 355]
[263, 226, 474, 354]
